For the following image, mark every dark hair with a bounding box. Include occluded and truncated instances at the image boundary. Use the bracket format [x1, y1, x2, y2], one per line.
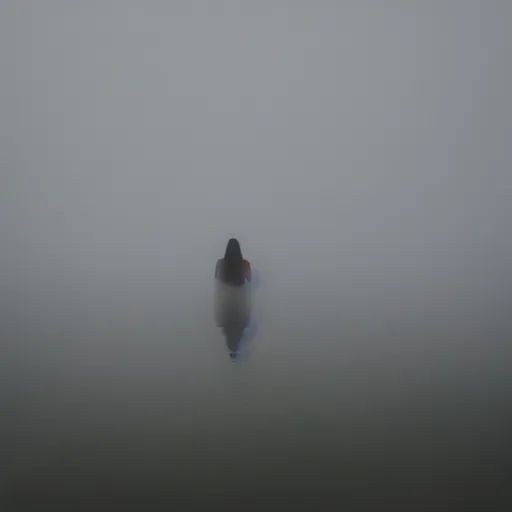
[221, 238, 245, 286]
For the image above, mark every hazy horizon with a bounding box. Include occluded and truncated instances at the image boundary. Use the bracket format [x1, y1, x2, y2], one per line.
[2, 1, 511, 508]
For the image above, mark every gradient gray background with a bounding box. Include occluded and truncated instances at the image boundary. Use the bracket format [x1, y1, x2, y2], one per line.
[1, 1, 511, 508]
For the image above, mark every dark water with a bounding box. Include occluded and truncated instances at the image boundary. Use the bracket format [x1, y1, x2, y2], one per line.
[2, 267, 511, 510]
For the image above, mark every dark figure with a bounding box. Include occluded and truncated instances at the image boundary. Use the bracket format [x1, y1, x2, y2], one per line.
[214, 238, 252, 359]
[215, 238, 251, 287]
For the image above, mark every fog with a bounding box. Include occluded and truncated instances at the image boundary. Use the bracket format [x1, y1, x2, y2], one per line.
[1, 1, 511, 508]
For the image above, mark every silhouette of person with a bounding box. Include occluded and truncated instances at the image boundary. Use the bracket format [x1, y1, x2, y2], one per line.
[214, 238, 252, 359]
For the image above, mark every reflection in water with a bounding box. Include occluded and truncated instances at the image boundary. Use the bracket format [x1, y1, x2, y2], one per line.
[214, 283, 254, 360]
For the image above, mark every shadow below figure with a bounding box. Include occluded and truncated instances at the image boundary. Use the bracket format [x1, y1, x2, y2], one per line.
[214, 285, 252, 360]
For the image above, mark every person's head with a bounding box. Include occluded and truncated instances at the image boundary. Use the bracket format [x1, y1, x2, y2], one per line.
[224, 238, 243, 261]
[220, 238, 245, 286]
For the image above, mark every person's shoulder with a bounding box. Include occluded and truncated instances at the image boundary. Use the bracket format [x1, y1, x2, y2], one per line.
[243, 259, 252, 282]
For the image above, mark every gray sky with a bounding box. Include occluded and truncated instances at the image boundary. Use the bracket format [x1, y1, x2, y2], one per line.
[2, 1, 511, 328]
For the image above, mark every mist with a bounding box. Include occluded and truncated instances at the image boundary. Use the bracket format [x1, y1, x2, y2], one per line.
[1, 1, 511, 508]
